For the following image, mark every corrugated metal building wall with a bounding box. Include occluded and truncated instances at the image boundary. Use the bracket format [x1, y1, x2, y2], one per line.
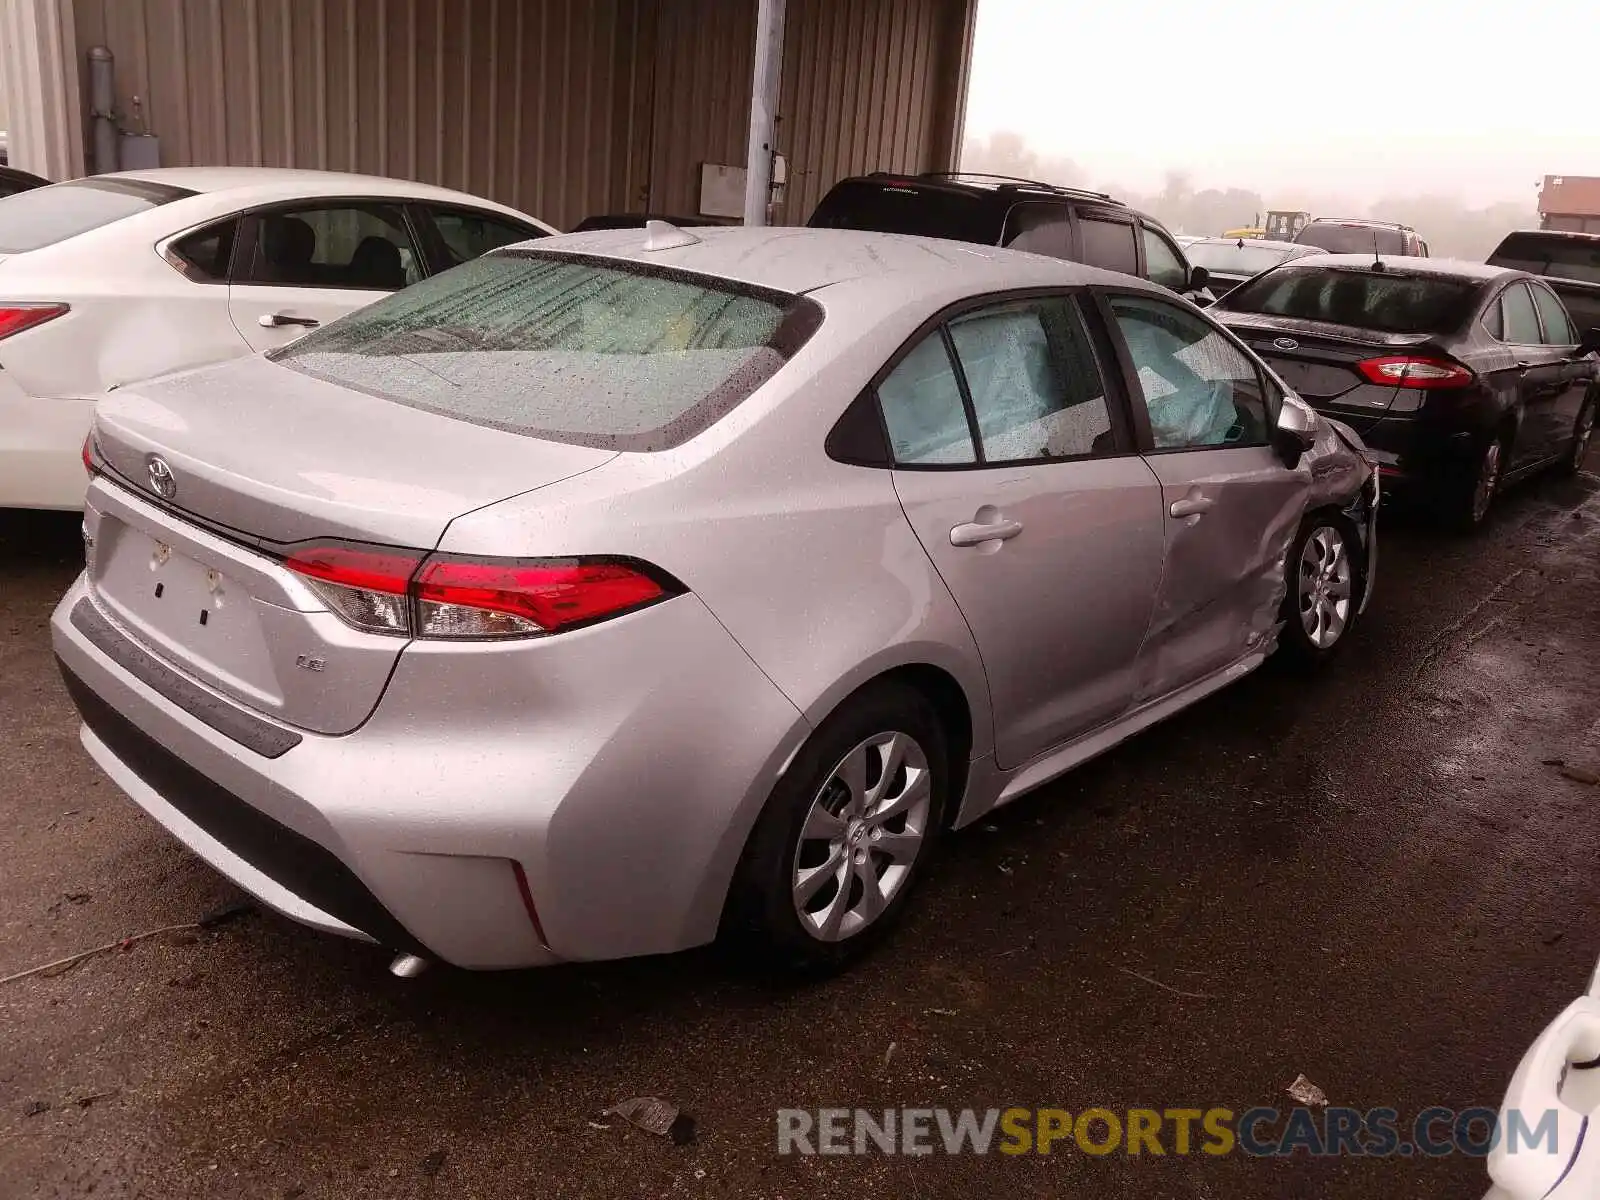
[68, 0, 973, 230]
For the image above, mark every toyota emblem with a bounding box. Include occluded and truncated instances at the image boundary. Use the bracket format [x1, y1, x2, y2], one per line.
[147, 456, 177, 500]
[1272, 337, 1299, 351]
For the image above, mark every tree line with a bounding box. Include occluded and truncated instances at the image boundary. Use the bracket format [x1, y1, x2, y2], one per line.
[961, 131, 1536, 261]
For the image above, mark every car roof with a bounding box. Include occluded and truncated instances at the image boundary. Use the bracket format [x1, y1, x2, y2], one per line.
[1279, 253, 1515, 282]
[1188, 237, 1307, 252]
[1495, 228, 1600, 245]
[100, 166, 542, 216]
[831, 171, 1129, 209]
[1304, 217, 1416, 232]
[521, 224, 1155, 297]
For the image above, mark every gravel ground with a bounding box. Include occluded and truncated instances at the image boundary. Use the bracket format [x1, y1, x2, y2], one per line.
[2, 453, 1598, 1199]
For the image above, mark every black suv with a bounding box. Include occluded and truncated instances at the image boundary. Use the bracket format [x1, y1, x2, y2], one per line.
[806, 172, 1212, 302]
[1293, 218, 1429, 257]
[1487, 230, 1600, 339]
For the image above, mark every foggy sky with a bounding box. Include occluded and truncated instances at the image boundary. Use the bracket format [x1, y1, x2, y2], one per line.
[962, 0, 1599, 207]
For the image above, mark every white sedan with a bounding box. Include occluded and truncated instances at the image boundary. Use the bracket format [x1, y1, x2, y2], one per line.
[0, 167, 555, 510]
[1486, 956, 1600, 1198]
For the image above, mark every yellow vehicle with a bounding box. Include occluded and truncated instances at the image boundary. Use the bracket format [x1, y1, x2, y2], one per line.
[1264, 210, 1312, 241]
[1223, 227, 1265, 240]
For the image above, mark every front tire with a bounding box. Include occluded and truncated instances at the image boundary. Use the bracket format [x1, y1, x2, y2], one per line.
[1278, 513, 1359, 666]
[725, 682, 949, 974]
[1558, 398, 1595, 477]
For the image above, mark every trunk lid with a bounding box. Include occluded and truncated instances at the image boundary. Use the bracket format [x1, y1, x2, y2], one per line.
[93, 354, 616, 547]
[1218, 314, 1431, 433]
[86, 354, 616, 734]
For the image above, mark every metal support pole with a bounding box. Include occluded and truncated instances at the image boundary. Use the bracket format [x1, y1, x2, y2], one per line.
[87, 46, 117, 175]
[742, 0, 785, 227]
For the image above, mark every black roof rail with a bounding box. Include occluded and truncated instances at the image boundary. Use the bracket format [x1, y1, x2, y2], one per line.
[914, 171, 1120, 203]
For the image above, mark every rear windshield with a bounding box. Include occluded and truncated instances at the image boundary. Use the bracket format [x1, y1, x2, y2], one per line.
[0, 177, 194, 253]
[1295, 223, 1408, 255]
[807, 180, 1001, 245]
[271, 251, 823, 451]
[1488, 233, 1600, 284]
[1183, 241, 1300, 276]
[1220, 266, 1479, 334]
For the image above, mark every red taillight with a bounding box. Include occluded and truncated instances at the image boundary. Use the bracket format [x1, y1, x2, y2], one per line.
[283, 543, 422, 594]
[1356, 355, 1474, 389]
[81, 432, 95, 476]
[0, 303, 68, 341]
[282, 542, 678, 640]
[414, 556, 668, 637]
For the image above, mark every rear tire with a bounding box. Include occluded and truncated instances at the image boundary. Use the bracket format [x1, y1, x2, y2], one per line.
[1558, 398, 1596, 477]
[725, 682, 949, 975]
[1277, 512, 1360, 667]
[1442, 434, 1506, 531]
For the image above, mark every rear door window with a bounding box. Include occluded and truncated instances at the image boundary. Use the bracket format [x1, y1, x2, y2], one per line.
[1500, 283, 1542, 344]
[0, 177, 195, 253]
[878, 333, 977, 465]
[165, 218, 239, 283]
[947, 298, 1115, 462]
[1078, 217, 1139, 277]
[237, 204, 423, 291]
[271, 251, 823, 452]
[1531, 284, 1576, 345]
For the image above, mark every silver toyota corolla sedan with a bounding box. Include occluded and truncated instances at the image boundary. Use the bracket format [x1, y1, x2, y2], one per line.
[52, 225, 1378, 974]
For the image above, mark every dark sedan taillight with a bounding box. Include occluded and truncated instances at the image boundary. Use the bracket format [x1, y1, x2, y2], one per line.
[1355, 355, 1474, 389]
[283, 541, 683, 640]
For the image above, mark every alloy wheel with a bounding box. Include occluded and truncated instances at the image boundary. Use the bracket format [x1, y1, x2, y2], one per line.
[1298, 525, 1353, 650]
[792, 731, 932, 942]
[1471, 440, 1503, 524]
[1572, 406, 1595, 470]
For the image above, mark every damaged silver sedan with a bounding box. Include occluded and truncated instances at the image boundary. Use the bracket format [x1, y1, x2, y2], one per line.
[54, 227, 1376, 975]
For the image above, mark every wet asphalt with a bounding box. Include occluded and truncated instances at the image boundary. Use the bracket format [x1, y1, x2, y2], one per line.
[2, 455, 1599, 1200]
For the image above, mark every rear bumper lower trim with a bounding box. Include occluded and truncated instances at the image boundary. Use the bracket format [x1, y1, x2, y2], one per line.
[56, 660, 431, 957]
[70, 598, 302, 758]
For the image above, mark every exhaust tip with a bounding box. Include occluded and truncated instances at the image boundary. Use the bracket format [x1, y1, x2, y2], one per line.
[389, 952, 430, 979]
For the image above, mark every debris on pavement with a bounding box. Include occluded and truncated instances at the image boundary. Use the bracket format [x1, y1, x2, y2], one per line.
[420, 1149, 447, 1178]
[0, 902, 258, 986]
[1559, 764, 1600, 786]
[883, 1041, 898, 1073]
[1287, 1074, 1329, 1107]
[604, 1096, 695, 1145]
[1116, 966, 1220, 1000]
[74, 1090, 118, 1108]
[23, 1100, 49, 1117]
[925, 1008, 958, 1017]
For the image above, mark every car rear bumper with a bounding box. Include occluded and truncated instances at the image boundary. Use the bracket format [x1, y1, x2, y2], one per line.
[51, 574, 810, 969]
[1332, 412, 1480, 499]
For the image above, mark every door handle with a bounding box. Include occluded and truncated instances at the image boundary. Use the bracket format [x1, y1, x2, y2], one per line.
[258, 312, 320, 329]
[1169, 495, 1214, 519]
[949, 517, 1024, 547]
[1515, 360, 1532, 374]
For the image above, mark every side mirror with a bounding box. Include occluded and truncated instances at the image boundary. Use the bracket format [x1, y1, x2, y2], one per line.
[1188, 264, 1211, 293]
[1578, 327, 1600, 356]
[1272, 393, 1318, 467]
